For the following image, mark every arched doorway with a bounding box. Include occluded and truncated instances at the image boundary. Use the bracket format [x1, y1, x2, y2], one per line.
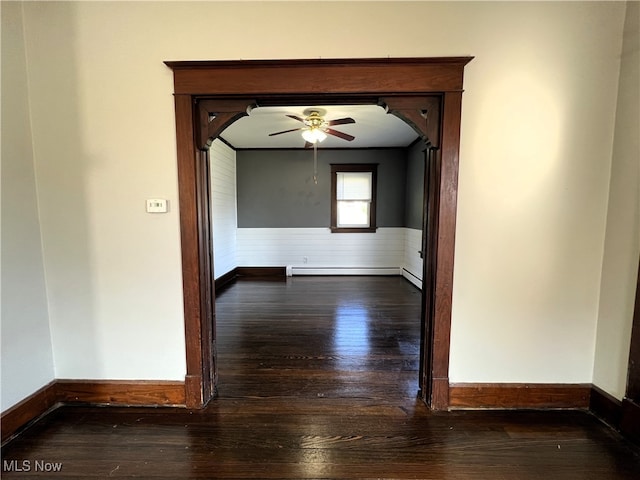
[165, 57, 472, 409]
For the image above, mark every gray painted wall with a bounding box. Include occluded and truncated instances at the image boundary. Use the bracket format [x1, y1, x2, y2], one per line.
[237, 148, 407, 228]
[405, 141, 426, 230]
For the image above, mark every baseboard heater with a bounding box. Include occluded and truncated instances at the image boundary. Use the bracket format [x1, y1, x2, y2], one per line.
[287, 266, 402, 276]
[402, 268, 423, 289]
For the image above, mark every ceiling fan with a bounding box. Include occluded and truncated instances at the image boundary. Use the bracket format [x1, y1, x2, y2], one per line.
[268, 108, 356, 147]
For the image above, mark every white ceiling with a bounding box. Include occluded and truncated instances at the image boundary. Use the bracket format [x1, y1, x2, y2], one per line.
[220, 104, 420, 149]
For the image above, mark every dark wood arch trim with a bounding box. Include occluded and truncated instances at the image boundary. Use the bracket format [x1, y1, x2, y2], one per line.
[166, 57, 472, 409]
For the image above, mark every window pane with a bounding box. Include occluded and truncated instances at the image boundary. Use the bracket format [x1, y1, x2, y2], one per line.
[336, 172, 372, 201]
[337, 201, 370, 227]
[330, 163, 377, 233]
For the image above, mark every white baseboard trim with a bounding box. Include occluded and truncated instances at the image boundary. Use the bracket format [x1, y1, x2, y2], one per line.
[289, 267, 402, 276]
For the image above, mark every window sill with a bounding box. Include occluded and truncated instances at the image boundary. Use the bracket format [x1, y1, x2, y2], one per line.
[330, 227, 377, 233]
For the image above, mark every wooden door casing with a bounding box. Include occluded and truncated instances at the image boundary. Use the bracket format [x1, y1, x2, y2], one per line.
[166, 58, 472, 409]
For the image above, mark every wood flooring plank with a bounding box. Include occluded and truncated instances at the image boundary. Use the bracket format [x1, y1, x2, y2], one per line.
[2, 277, 639, 479]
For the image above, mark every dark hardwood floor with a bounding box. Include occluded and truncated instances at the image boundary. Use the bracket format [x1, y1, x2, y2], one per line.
[2, 276, 639, 479]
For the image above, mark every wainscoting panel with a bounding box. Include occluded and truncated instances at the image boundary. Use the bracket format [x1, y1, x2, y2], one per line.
[210, 139, 238, 280]
[403, 228, 423, 288]
[236, 227, 405, 271]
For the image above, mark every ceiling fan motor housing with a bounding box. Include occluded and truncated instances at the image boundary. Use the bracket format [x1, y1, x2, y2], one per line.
[304, 111, 328, 130]
[268, 108, 356, 143]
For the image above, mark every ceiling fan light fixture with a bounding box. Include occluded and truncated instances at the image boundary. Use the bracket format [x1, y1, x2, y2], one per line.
[301, 128, 327, 144]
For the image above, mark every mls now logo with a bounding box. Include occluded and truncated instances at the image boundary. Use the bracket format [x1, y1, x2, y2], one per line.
[3, 459, 63, 472]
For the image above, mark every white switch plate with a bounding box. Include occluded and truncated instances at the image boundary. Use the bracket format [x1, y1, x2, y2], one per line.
[146, 198, 168, 213]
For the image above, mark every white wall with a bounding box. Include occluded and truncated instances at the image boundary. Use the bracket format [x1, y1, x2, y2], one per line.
[448, 3, 626, 384]
[592, 1, 640, 401]
[210, 140, 238, 279]
[21, 1, 186, 381]
[8, 1, 628, 397]
[1, 2, 55, 411]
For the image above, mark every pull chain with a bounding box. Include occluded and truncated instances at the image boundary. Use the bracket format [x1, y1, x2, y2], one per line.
[313, 142, 318, 184]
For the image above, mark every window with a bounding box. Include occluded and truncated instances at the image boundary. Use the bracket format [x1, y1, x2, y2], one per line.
[330, 164, 377, 233]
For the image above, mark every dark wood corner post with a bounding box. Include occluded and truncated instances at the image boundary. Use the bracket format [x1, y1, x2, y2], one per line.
[431, 91, 464, 409]
[621, 259, 640, 442]
[382, 95, 459, 410]
[174, 96, 254, 408]
[167, 58, 471, 411]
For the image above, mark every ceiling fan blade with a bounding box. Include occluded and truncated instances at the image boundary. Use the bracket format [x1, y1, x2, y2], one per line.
[268, 127, 302, 137]
[304, 141, 313, 149]
[286, 115, 306, 123]
[327, 117, 355, 126]
[325, 128, 355, 142]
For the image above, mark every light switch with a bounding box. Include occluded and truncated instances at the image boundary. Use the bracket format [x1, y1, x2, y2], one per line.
[146, 198, 168, 213]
